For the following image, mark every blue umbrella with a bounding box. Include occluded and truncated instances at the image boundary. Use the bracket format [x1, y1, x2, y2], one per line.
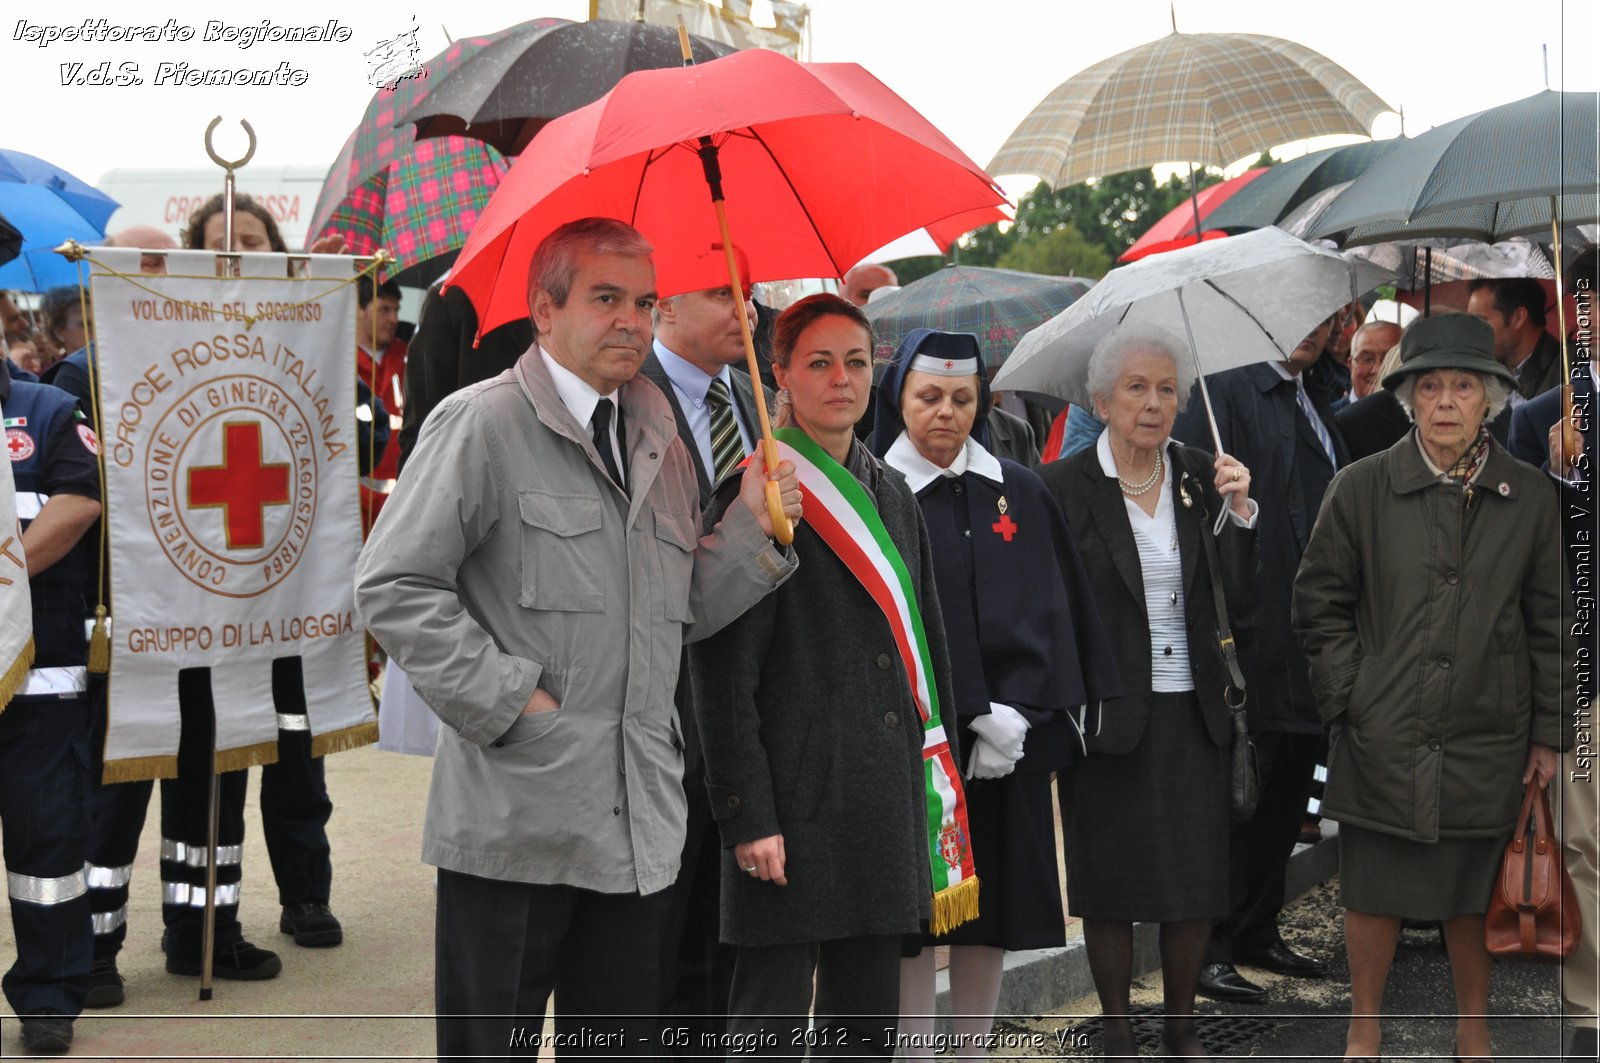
[0, 186, 108, 291]
[0, 149, 119, 230]
[0, 151, 119, 291]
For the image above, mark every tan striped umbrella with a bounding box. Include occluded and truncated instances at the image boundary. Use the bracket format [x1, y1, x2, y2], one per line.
[989, 32, 1391, 188]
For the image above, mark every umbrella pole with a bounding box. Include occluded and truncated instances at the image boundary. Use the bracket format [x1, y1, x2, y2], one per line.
[675, 20, 792, 544]
[1186, 162, 1204, 242]
[1423, 247, 1432, 316]
[1171, 288, 1228, 486]
[1552, 202, 1580, 471]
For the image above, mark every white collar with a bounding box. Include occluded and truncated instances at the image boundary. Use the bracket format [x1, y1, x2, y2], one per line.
[1096, 428, 1175, 478]
[884, 431, 1003, 492]
[652, 339, 729, 404]
[1270, 360, 1305, 388]
[540, 345, 614, 430]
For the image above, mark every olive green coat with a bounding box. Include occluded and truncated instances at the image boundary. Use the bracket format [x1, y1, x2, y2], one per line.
[1293, 431, 1572, 843]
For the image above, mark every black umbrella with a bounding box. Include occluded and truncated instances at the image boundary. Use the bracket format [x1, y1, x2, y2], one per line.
[0, 210, 21, 269]
[404, 19, 737, 156]
[1308, 90, 1599, 238]
[1203, 139, 1403, 233]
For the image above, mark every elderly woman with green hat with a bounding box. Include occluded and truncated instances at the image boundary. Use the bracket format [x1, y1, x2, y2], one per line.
[1293, 313, 1571, 1063]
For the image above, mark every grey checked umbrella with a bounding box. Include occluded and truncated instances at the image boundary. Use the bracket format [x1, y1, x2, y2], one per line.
[988, 32, 1392, 188]
[1203, 138, 1403, 232]
[1309, 90, 1600, 239]
[862, 266, 1093, 369]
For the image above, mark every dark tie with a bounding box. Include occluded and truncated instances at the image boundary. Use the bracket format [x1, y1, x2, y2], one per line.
[706, 377, 744, 483]
[591, 400, 625, 491]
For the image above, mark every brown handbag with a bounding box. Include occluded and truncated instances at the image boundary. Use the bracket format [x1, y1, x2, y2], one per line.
[1484, 779, 1581, 963]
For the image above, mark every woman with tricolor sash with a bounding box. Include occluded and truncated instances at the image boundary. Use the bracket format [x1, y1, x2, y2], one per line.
[689, 294, 969, 1058]
[874, 329, 1122, 1062]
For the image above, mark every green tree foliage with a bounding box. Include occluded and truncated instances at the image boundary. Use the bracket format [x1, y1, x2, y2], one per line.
[996, 222, 1111, 278]
[958, 166, 1234, 278]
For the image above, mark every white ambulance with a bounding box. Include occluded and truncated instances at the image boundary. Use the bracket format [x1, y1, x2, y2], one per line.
[95, 165, 329, 251]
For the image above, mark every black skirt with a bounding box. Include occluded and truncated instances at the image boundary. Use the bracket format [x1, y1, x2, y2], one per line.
[905, 767, 1065, 953]
[1061, 690, 1229, 922]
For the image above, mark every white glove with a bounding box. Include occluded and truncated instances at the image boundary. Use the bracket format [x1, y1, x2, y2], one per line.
[969, 702, 1029, 760]
[966, 733, 1018, 780]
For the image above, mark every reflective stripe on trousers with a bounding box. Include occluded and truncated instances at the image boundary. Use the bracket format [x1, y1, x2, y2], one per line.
[8, 868, 87, 905]
[92, 904, 127, 935]
[162, 882, 240, 907]
[160, 839, 243, 869]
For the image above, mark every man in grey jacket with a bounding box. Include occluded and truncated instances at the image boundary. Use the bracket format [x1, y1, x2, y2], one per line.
[354, 218, 802, 1059]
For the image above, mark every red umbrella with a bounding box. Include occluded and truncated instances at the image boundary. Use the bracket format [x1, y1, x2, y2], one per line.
[1117, 166, 1267, 262]
[447, 48, 1007, 335]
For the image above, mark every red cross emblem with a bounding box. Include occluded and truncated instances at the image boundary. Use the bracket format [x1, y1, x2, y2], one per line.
[991, 513, 1018, 542]
[187, 421, 291, 550]
[6, 428, 33, 462]
[943, 360, 955, 370]
[938, 820, 967, 871]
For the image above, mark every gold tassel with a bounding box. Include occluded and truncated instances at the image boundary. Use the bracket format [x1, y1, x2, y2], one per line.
[87, 606, 110, 674]
[0, 637, 36, 713]
[101, 753, 179, 784]
[311, 719, 379, 758]
[929, 875, 981, 936]
[214, 740, 280, 774]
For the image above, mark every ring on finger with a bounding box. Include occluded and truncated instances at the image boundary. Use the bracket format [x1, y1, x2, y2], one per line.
[744, 865, 758, 874]
[1232, 469, 1241, 482]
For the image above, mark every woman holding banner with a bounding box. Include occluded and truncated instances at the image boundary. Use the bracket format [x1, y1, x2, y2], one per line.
[689, 294, 972, 1059]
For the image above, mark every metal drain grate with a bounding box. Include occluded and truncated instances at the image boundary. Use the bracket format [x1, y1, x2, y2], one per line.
[996, 1006, 1285, 1057]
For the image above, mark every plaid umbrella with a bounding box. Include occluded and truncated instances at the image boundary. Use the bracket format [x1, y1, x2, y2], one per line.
[1203, 138, 1403, 232]
[863, 265, 1092, 368]
[307, 19, 565, 284]
[988, 32, 1391, 189]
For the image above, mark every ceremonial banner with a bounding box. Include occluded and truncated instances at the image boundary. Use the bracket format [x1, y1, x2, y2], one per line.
[0, 390, 31, 709]
[91, 248, 373, 780]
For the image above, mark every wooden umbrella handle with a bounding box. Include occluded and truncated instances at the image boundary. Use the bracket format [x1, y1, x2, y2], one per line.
[713, 201, 794, 545]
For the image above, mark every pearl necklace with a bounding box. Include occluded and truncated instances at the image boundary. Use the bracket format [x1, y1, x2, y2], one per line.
[1117, 450, 1164, 497]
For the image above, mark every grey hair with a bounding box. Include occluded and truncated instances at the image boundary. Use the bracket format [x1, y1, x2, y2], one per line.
[1392, 371, 1513, 422]
[1085, 325, 1197, 412]
[526, 217, 653, 323]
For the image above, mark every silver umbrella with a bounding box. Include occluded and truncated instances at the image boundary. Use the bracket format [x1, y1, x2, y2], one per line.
[993, 227, 1396, 458]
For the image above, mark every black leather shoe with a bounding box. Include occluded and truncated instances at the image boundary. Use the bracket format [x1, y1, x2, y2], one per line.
[1196, 962, 1267, 1003]
[166, 939, 283, 980]
[84, 955, 125, 1008]
[21, 1009, 74, 1054]
[280, 901, 343, 947]
[1235, 940, 1328, 977]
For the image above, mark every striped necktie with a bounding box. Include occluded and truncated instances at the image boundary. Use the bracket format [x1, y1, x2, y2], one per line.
[706, 377, 744, 483]
[1294, 379, 1338, 470]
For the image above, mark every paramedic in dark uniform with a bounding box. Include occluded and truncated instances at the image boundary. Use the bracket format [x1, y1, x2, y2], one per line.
[3, 362, 101, 1054]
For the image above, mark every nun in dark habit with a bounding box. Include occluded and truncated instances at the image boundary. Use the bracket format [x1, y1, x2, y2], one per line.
[875, 329, 1122, 1061]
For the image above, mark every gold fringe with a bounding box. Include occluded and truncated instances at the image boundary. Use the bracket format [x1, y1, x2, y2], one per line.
[87, 607, 110, 674]
[929, 875, 981, 936]
[214, 740, 280, 774]
[101, 753, 179, 784]
[311, 719, 379, 758]
[0, 636, 35, 713]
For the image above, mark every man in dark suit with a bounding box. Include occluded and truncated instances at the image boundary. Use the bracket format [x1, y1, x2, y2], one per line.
[1174, 315, 1347, 1003]
[1468, 278, 1564, 403]
[640, 270, 767, 1051]
[397, 281, 533, 472]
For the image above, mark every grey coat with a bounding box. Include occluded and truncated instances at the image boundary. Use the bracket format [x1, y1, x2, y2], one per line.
[1293, 431, 1572, 842]
[688, 442, 955, 945]
[355, 350, 795, 895]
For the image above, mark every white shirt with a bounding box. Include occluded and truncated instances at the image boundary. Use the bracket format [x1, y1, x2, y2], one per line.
[540, 346, 625, 477]
[652, 339, 753, 475]
[1096, 431, 1259, 692]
